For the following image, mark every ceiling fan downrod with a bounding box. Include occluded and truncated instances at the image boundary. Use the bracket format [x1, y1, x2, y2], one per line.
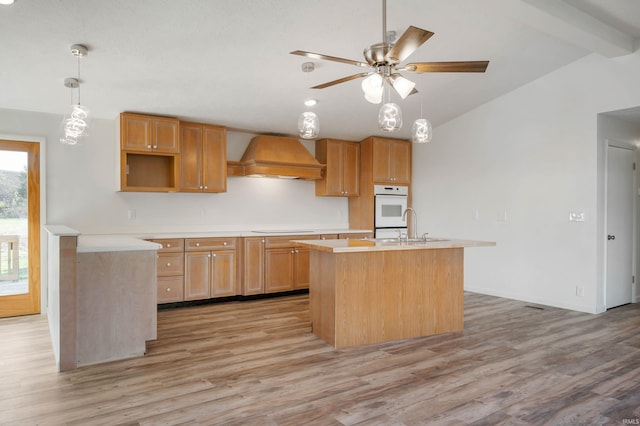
[382, 0, 387, 44]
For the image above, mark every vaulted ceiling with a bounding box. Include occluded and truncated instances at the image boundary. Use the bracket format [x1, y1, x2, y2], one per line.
[1, 0, 639, 141]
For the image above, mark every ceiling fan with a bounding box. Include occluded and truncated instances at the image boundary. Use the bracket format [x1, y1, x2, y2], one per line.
[290, 0, 489, 104]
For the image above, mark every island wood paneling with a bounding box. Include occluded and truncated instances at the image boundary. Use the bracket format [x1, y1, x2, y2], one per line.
[310, 248, 463, 348]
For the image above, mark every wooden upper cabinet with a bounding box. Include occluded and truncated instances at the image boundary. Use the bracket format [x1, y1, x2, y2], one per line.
[370, 137, 411, 185]
[315, 139, 360, 197]
[180, 122, 227, 193]
[120, 113, 180, 154]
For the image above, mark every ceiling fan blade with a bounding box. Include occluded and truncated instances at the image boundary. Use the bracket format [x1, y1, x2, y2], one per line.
[311, 73, 371, 89]
[385, 26, 434, 63]
[405, 61, 490, 73]
[290, 50, 369, 68]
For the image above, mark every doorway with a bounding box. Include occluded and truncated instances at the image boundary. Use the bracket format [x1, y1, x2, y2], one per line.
[605, 144, 635, 309]
[0, 140, 40, 317]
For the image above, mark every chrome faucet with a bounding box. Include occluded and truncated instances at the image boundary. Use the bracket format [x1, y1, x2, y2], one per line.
[402, 207, 418, 239]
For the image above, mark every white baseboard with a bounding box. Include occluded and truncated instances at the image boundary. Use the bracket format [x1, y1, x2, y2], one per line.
[464, 286, 599, 314]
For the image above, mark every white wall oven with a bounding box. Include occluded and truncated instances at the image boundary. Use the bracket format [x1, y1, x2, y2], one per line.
[374, 185, 408, 237]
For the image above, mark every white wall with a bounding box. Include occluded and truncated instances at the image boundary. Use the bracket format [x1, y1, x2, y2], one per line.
[413, 51, 640, 313]
[0, 108, 349, 234]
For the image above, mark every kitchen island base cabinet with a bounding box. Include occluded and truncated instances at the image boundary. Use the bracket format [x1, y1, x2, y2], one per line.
[309, 248, 463, 348]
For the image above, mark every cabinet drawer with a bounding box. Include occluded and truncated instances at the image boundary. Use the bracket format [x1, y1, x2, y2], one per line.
[185, 237, 237, 251]
[157, 253, 184, 276]
[150, 238, 184, 253]
[265, 235, 317, 249]
[157, 276, 184, 304]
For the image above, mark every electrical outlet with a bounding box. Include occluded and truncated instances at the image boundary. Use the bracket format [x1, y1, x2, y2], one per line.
[497, 210, 507, 222]
[575, 286, 584, 297]
[569, 211, 585, 222]
[473, 209, 479, 221]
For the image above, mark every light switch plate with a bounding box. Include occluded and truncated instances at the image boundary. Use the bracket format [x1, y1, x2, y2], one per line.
[569, 211, 585, 222]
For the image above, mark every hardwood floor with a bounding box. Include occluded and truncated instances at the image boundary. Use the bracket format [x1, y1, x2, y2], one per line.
[1, 292, 639, 425]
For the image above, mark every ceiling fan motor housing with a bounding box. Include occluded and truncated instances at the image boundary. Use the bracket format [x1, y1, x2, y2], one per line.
[364, 42, 397, 66]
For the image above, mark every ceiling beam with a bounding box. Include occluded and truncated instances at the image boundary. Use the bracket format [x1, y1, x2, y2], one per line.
[518, 0, 635, 58]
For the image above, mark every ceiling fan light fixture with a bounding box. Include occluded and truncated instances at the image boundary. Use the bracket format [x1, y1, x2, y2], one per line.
[362, 73, 384, 104]
[389, 73, 415, 99]
[378, 102, 402, 132]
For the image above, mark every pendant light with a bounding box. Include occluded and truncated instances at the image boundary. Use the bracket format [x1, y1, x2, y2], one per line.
[298, 62, 320, 139]
[411, 79, 433, 143]
[60, 44, 90, 145]
[378, 85, 402, 132]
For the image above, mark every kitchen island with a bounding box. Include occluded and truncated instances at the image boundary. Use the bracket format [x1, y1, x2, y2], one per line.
[294, 238, 495, 348]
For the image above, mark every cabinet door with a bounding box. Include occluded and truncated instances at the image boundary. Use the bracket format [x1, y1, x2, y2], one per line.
[265, 247, 295, 293]
[391, 141, 411, 185]
[324, 141, 344, 195]
[180, 123, 204, 191]
[184, 251, 211, 300]
[243, 237, 265, 295]
[211, 250, 236, 297]
[121, 114, 152, 152]
[152, 117, 180, 153]
[342, 142, 360, 196]
[294, 248, 310, 289]
[202, 125, 227, 193]
[372, 138, 393, 183]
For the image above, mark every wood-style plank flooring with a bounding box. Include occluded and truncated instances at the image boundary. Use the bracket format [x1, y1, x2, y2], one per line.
[1, 292, 639, 425]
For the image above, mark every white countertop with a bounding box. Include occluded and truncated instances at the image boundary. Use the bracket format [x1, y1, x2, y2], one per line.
[293, 238, 496, 253]
[45, 226, 372, 253]
[77, 236, 162, 253]
[107, 229, 372, 240]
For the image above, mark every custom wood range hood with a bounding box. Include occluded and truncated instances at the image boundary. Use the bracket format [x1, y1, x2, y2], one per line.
[234, 135, 323, 180]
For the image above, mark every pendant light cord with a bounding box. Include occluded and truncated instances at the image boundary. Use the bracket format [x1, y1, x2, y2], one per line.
[76, 55, 81, 106]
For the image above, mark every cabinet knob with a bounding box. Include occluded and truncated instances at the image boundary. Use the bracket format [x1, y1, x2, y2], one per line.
[204, 186, 208, 190]
[147, 145, 152, 149]
[212, 253, 216, 257]
[199, 186, 203, 189]
[321, 236, 326, 240]
[262, 239, 265, 243]
[166, 288, 171, 292]
[196, 243, 200, 247]
[153, 145, 158, 149]
[166, 262, 171, 267]
[166, 243, 171, 248]
[223, 241, 227, 246]
[291, 250, 295, 253]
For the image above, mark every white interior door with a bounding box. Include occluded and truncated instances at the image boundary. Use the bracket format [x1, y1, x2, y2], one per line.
[606, 145, 635, 309]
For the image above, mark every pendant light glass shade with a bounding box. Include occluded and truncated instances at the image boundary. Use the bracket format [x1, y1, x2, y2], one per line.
[298, 111, 319, 139]
[411, 118, 433, 143]
[378, 102, 402, 132]
[60, 104, 91, 145]
[361, 73, 383, 104]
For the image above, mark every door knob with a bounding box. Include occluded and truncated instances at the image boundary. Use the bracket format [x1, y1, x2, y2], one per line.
[607, 235, 615, 240]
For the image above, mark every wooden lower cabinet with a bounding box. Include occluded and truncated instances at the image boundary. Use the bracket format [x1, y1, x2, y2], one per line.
[242, 237, 265, 295]
[294, 247, 310, 289]
[265, 247, 296, 293]
[157, 276, 184, 304]
[184, 238, 238, 301]
[149, 238, 185, 304]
